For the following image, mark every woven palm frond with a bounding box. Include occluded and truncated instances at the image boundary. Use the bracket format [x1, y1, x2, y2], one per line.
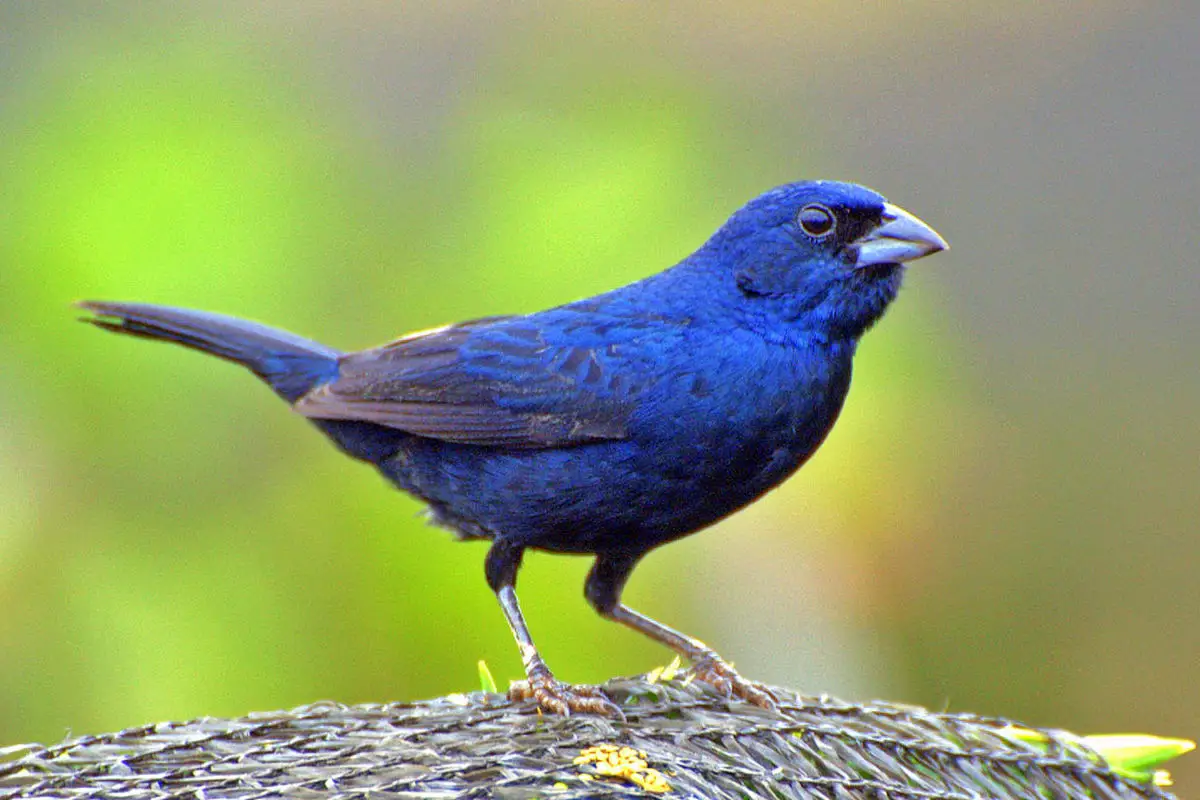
[0, 673, 1188, 799]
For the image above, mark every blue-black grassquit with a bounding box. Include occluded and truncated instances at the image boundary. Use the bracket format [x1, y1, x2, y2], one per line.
[80, 180, 947, 715]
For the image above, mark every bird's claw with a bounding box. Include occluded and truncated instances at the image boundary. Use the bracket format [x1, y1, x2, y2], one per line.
[690, 656, 778, 709]
[509, 671, 623, 718]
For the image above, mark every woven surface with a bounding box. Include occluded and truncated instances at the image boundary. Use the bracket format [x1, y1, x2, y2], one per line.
[0, 674, 1180, 799]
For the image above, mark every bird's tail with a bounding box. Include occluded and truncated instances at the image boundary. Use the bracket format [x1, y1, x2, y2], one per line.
[78, 301, 341, 403]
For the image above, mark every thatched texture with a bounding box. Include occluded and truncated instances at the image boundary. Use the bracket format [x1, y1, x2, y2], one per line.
[0, 674, 1183, 799]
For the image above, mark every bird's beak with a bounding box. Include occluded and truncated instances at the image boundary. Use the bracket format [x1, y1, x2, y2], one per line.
[852, 203, 948, 268]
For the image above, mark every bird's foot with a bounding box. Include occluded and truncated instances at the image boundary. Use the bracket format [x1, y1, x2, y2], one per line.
[508, 668, 623, 718]
[689, 656, 778, 709]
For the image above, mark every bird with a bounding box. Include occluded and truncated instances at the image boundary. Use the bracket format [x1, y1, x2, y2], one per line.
[79, 180, 947, 716]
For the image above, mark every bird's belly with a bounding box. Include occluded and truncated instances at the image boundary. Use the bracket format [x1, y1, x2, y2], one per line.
[380, 392, 838, 557]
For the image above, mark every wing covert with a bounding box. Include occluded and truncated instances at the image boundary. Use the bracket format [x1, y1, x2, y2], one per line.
[292, 316, 643, 448]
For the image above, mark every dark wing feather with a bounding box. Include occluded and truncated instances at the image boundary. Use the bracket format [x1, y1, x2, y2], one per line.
[292, 316, 639, 448]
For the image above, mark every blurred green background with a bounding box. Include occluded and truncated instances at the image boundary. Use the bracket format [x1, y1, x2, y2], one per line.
[2, 1, 1198, 788]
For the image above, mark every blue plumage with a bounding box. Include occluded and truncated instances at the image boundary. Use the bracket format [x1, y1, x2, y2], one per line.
[80, 180, 946, 715]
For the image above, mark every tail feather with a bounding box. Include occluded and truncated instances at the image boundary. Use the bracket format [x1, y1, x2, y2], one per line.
[78, 301, 341, 403]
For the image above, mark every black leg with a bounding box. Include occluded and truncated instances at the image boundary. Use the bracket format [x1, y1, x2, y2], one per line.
[485, 540, 619, 716]
[585, 553, 777, 709]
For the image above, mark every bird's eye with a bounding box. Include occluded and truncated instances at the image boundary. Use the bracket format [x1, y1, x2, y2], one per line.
[797, 204, 835, 238]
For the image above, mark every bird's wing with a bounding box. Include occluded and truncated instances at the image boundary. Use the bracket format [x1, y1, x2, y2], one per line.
[292, 314, 649, 448]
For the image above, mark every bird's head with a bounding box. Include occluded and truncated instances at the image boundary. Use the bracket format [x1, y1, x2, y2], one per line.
[699, 181, 947, 341]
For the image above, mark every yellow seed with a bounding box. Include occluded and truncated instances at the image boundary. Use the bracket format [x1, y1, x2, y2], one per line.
[631, 769, 672, 793]
[574, 742, 670, 792]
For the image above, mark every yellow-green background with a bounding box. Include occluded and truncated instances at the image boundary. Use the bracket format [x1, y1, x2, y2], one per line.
[2, 2, 1198, 789]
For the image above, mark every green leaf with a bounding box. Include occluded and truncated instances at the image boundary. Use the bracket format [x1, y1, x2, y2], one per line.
[1083, 734, 1196, 785]
[477, 660, 498, 694]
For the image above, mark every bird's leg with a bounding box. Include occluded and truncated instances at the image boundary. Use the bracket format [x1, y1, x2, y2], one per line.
[586, 554, 777, 709]
[485, 540, 619, 717]
[607, 604, 777, 708]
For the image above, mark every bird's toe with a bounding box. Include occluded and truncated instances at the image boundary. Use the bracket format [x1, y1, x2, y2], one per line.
[509, 676, 624, 718]
[690, 657, 779, 710]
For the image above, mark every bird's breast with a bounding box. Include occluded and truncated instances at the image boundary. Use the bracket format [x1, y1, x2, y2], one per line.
[629, 340, 854, 507]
